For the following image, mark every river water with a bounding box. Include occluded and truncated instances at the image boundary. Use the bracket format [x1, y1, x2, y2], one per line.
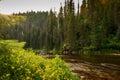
[61, 54, 120, 65]
[41, 54, 120, 80]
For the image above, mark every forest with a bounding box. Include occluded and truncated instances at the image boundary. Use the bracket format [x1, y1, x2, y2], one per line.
[1, 0, 120, 54]
[0, 0, 120, 80]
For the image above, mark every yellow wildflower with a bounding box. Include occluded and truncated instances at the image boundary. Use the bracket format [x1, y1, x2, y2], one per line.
[11, 54, 14, 57]
[11, 66, 15, 69]
[6, 74, 10, 77]
[32, 64, 35, 67]
[35, 69, 41, 73]
[21, 52, 24, 55]
[26, 76, 30, 80]
[45, 65, 50, 70]
[20, 66, 23, 69]
[22, 60, 24, 63]
[28, 71, 31, 74]
[16, 59, 20, 63]
[25, 69, 31, 74]
[42, 75, 46, 80]
[51, 72, 55, 77]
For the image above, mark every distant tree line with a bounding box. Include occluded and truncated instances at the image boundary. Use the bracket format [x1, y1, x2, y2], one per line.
[1, 0, 120, 53]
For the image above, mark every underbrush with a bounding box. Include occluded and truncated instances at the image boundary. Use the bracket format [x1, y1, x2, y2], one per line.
[0, 40, 79, 80]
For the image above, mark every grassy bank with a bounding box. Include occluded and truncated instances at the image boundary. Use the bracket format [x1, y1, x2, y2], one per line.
[0, 40, 79, 80]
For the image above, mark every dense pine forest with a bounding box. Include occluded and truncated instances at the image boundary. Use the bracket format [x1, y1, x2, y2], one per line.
[1, 0, 120, 54]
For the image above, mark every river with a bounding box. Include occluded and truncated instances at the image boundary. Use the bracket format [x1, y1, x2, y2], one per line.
[41, 54, 120, 80]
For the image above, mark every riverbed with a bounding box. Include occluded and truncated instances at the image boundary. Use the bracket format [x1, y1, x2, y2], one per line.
[41, 54, 120, 80]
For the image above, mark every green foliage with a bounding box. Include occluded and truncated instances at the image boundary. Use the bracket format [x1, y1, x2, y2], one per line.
[83, 46, 96, 53]
[0, 40, 25, 55]
[103, 37, 120, 52]
[0, 14, 26, 39]
[0, 14, 26, 27]
[1, 0, 120, 54]
[49, 48, 63, 55]
[0, 40, 79, 80]
[0, 40, 25, 49]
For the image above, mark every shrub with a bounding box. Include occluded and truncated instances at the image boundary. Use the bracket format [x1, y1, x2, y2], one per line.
[49, 48, 63, 55]
[83, 46, 96, 53]
[0, 40, 79, 80]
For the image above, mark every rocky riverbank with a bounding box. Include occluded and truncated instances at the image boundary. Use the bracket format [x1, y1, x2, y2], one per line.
[66, 60, 120, 80]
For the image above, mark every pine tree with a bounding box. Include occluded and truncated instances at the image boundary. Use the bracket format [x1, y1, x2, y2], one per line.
[66, 0, 76, 52]
[58, 4, 64, 48]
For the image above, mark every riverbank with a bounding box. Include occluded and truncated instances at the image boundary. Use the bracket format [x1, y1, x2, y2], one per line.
[41, 54, 120, 80]
[66, 60, 120, 80]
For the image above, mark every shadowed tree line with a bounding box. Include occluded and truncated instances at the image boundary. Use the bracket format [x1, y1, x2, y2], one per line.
[0, 0, 120, 54]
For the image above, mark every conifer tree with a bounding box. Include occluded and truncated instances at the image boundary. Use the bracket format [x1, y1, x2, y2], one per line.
[58, 4, 64, 48]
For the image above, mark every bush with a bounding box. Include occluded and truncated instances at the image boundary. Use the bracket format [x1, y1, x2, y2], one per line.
[49, 48, 63, 55]
[83, 46, 96, 53]
[0, 40, 79, 80]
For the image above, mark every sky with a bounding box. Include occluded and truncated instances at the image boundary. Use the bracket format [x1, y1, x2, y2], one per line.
[0, 0, 82, 14]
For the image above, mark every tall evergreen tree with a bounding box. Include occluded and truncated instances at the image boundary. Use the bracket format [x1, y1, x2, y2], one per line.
[66, 0, 76, 51]
[58, 4, 64, 48]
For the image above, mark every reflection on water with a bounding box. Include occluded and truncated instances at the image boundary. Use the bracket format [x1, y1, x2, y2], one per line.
[62, 54, 120, 65]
